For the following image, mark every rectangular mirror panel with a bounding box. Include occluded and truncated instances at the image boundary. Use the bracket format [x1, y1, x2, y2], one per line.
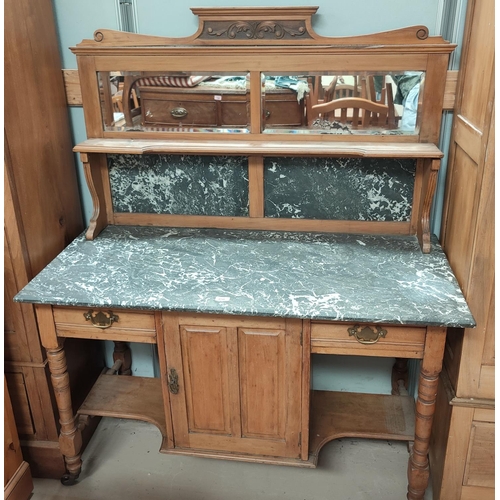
[262, 72, 425, 136]
[99, 72, 251, 133]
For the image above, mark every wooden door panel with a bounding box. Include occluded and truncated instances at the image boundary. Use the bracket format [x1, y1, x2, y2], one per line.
[459, 3, 494, 129]
[463, 421, 495, 488]
[5, 373, 35, 436]
[443, 146, 477, 289]
[4, 168, 45, 364]
[180, 326, 232, 435]
[239, 328, 286, 440]
[477, 365, 494, 400]
[481, 289, 494, 366]
[164, 318, 241, 450]
[4, 230, 29, 362]
[163, 314, 303, 459]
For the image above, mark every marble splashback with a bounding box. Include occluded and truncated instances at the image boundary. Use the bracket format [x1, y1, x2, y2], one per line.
[108, 154, 415, 222]
[108, 154, 249, 216]
[264, 157, 416, 220]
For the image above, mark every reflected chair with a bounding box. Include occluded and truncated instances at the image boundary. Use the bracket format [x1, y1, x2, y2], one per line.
[306, 73, 399, 129]
[332, 78, 360, 99]
[323, 76, 361, 121]
[306, 96, 394, 129]
[112, 92, 124, 113]
[364, 75, 399, 127]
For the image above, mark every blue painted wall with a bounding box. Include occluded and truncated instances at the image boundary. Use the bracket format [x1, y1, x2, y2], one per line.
[53, 0, 445, 391]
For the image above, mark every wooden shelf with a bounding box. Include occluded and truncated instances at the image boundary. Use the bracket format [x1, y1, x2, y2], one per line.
[74, 138, 444, 158]
[77, 374, 166, 437]
[309, 390, 415, 465]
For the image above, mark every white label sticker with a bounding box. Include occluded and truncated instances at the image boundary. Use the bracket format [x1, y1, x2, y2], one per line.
[214, 95, 222, 101]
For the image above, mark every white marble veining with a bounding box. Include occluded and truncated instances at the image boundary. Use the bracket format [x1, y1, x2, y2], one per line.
[109, 154, 249, 216]
[264, 157, 415, 221]
[15, 226, 474, 327]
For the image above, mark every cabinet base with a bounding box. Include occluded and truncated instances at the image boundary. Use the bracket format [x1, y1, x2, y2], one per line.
[160, 447, 316, 468]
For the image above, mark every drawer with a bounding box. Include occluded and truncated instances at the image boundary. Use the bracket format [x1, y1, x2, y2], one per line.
[142, 97, 218, 126]
[220, 100, 249, 126]
[139, 87, 249, 127]
[310, 322, 426, 358]
[53, 307, 156, 344]
[264, 93, 304, 126]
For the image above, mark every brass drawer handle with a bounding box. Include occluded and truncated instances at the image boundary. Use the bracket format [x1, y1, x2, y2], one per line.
[264, 110, 271, 119]
[171, 107, 188, 118]
[348, 325, 387, 344]
[83, 310, 119, 329]
[168, 368, 179, 394]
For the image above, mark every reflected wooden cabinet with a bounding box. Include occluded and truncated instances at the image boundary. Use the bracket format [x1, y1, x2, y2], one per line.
[163, 314, 303, 459]
[140, 86, 250, 127]
[138, 86, 303, 128]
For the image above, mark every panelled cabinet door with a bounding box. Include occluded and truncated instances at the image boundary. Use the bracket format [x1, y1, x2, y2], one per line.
[162, 314, 302, 459]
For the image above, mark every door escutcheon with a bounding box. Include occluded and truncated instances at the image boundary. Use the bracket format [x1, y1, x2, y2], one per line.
[168, 368, 180, 394]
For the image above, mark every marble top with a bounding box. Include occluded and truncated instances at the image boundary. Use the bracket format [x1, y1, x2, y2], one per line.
[15, 225, 475, 327]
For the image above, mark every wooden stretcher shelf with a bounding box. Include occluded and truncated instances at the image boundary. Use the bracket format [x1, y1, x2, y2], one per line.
[77, 374, 166, 438]
[309, 390, 415, 465]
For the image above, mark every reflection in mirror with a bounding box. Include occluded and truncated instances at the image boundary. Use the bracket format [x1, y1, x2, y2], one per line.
[262, 72, 424, 135]
[98, 72, 251, 133]
[260, 75, 309, 128]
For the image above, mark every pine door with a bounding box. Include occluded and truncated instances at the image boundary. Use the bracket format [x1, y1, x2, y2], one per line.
[161, 313, 303, 459]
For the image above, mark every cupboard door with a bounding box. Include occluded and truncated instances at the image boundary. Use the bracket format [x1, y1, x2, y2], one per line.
[178, 324, 236, 439]
[163, 314, 302, 459]
[238, 327, 287, 440]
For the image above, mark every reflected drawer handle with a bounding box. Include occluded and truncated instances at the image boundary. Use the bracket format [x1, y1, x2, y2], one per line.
[83, 310, 119, 329]
[348, 325, 387, 344]
[168, 368, 179, 394]
[171, 107, 188, 118]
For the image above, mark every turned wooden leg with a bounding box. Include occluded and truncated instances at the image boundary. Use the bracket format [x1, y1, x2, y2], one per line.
[46, 342, 83, 485]
[407, 327, 446, 500]
[113, 341, 132, 375]
[391, 358, 409, 395]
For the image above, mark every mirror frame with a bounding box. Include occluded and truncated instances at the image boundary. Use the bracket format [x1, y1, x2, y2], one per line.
[72, 6, 455, 144]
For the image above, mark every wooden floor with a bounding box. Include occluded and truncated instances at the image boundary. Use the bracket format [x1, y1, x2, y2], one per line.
[31, 417, 432, 500]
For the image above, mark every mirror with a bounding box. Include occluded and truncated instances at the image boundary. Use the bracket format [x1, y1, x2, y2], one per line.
[97, 70, 425, 135]
[262, 72, 425, 135]
[98, 72, 251, 133]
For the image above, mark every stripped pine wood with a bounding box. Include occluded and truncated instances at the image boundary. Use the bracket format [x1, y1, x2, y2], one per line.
[30, 9, 463, 499]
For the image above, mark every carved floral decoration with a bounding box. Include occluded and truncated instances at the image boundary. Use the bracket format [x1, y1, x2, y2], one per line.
[206, 21, 307, 40]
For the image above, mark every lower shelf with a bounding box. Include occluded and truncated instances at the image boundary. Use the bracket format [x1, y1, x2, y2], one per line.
[309, 390, 415, 465]
[77, 374, 167, 438]
[77, 378, 416, 468]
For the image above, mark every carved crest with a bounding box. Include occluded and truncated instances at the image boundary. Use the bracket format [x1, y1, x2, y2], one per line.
[204, 20, 309, 40]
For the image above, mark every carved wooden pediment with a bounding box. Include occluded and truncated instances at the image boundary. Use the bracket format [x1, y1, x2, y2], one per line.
[72, 6, 452, 53]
